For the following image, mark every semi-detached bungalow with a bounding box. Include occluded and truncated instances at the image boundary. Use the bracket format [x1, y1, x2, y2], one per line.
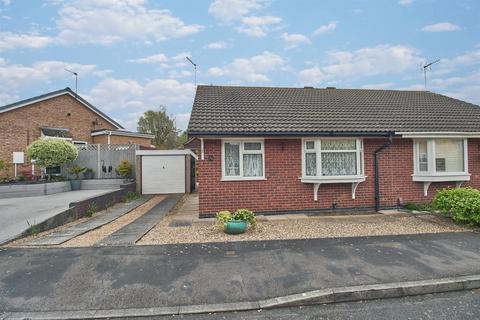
[187, 85, 480, 217]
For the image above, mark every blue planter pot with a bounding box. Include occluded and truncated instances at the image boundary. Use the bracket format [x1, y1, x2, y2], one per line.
[224, 220, 247, 234]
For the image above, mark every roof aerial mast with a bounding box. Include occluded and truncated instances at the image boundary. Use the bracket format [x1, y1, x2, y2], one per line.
[64, 68, 78, 97]
[186, 57, 197, 86]
[423, 59, 440, 90]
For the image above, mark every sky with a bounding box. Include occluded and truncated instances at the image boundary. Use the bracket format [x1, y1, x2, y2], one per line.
[0, 0, 479, 131]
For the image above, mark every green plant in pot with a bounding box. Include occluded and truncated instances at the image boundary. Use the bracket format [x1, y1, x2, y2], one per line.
[69, 165, 85, 190]
[117, 160, 133, 182]
[83, 167, 94, 179]
[216, 209, 256, 234]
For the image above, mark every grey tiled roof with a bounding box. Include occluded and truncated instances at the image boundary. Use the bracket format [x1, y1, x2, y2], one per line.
[187, 85, 480, 135]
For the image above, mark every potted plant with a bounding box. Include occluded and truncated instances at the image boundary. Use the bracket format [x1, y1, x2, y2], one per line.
[83, 167, 94, 179]
[216, 209, 256, 234]
[69, 165, 85, 190]
[117, 160, 133, 182]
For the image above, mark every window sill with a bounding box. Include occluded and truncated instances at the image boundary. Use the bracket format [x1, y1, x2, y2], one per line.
[300, 176, 366, 184]
[412, 174, 470, 182]
[221, 177, 267, 182]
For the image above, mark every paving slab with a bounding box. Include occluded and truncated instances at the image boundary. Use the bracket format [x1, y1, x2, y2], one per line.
[97, 194, 183, 246]
[23, 196, 153, 246]
[0, 189, 115, 244]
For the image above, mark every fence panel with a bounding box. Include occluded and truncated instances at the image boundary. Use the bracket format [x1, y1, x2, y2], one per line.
[63, 144, 138, 179]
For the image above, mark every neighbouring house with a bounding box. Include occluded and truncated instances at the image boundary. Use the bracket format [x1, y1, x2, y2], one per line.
[0, 88, 154, 177]
[187, 85, 480, 217]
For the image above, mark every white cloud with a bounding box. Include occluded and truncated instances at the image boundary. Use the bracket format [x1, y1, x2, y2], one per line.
[0, 32, 54, 51]
[56, 0, 203, 45]
[435, 48, 480, 74]
[2, 0, 11, 6]
[282, 32, 310, 49]
[236, 15, 282, 37]
[128, 54, 168, 64]
[421, 22, 461, 32]
[86, 77, 196, 130]
[0, 60, 102, 104]
[313, 22, 337, 36]
[204, 41, 228, 49]
[208, 0, 266, 23]
[208, 51, 286, 82]
[360, 82, 394, 89]
[398, 0, 414, 6]
[298, 44, 422, 85]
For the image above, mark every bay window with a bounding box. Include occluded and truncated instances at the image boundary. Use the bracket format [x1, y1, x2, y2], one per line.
[302, 138, 364, 178]
[413, 138, 469, 196]
[222, 140, 264, 180]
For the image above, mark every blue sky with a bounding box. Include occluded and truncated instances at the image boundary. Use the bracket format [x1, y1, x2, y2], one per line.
[0, 0, 479, 131]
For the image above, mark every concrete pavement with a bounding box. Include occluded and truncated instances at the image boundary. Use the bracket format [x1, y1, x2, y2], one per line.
[1, 232, 480, 314]
[0, 189, 114, 244]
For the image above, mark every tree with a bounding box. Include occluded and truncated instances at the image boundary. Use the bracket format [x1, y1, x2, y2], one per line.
[27, 139, 78, 168]
[137, 107, 181, 149]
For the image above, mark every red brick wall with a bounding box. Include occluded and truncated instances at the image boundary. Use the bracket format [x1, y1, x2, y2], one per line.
[0, 94, 118, 177]
[198, 138, 480, 216]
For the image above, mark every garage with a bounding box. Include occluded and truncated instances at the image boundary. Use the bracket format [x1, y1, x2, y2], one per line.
[136, 150, 197, 194]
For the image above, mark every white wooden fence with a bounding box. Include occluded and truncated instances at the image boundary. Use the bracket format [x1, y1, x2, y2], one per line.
[63, 144, 138, 179]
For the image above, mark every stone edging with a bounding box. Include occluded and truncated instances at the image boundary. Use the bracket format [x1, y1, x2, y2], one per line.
[3, 274, 480, 319]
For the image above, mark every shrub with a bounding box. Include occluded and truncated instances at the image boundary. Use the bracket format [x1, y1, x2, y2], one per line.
[26, 220, 39, 236]
[403, 202, 433, 212]
[27, 139, 78, 168]
[117, 160, 133, 179]
[122, 191, 140, 203]
[85, 203, 97, 218]
[432, 187, 480, 225]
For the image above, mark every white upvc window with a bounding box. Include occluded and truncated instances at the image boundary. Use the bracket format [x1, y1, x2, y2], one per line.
[302, 138, 364, 179]
[413, 138, 468, 177]
[222, 139, 265, 180]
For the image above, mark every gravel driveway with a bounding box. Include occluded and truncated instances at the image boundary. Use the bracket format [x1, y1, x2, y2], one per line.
[138, 212, 469, 245]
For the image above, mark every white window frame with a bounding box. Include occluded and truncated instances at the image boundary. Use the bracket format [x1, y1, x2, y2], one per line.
[412, 138, 470, 196]
[301, 138, 365, 181]
[413, 138, 469, 178]
[221, 138, 265, 181]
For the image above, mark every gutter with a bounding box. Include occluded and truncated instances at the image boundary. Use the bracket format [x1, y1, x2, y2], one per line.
[374, 133, 394, 211]
[188, 131, 398, 138]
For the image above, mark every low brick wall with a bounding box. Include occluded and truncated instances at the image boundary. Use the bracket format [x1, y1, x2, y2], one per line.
[23, 182, 136, 237]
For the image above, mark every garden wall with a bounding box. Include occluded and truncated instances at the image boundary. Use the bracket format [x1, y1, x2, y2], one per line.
[0, 181, 71, 199]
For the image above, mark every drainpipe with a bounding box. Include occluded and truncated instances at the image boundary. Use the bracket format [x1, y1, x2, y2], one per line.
[374, 133, 394, 212]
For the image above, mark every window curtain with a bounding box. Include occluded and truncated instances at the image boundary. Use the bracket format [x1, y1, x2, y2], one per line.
[321, 152, 357, 176]
[243, 154, 263, 177]
[225, 143, 240, 176]
[321, 139, 356, 150]
[435, 139, 464, 172]
[305, 153, 316, 176]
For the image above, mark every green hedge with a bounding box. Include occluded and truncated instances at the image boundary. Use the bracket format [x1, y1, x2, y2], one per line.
[432, 187, 480, 225]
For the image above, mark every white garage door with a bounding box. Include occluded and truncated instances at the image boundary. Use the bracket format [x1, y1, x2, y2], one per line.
[142, 155, 185, 194]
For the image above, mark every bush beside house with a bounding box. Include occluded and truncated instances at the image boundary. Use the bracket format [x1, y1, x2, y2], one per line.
[432, 187, 480, 225]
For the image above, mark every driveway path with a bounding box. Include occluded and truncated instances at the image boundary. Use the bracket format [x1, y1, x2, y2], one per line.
[0, 190, 114, 244]
[1, 232, 480, 313]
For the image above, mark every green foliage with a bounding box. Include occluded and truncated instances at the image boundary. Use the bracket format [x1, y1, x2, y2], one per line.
[122, 191, 140, 203]
[69, 165, 85, 179]
[85, 203, 97, 218]
[137, 107, 183, 149]
[85, 168, 94, 173]
[432, 187, 480, 225]
[403, 202, 433, 212]
[0, 159, 11, 178]
[215, 209, 256, 228]
[117, 160, 133, 179]
[26, 220, 39, 236]
[27, 139, 78, 168]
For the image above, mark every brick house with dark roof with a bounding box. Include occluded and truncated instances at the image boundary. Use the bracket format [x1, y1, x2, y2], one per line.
[187, 85, 480, 217]
[0, 88, 154, 177]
